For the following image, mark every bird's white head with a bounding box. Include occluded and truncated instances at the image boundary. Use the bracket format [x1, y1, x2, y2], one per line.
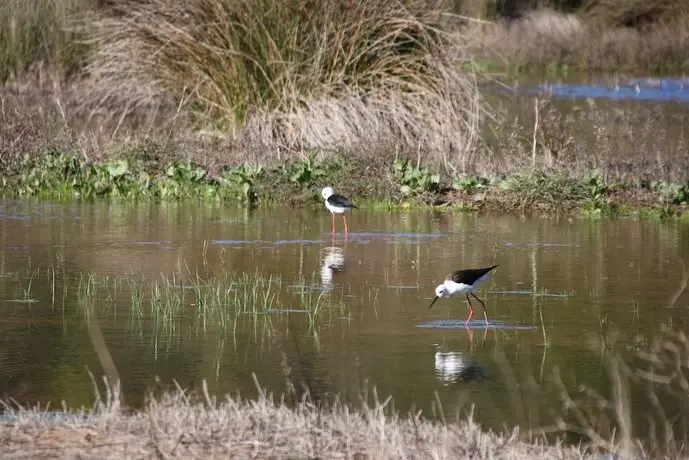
[321, 187, 335, 200]
[427, 283, 446, 310]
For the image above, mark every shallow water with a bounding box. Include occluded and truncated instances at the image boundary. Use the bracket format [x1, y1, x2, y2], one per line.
[1, 199, 689, 445]
[509, 76, 689, 104]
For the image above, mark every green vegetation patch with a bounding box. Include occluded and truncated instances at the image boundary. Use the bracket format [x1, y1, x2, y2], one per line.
[3, 149, 689, 219]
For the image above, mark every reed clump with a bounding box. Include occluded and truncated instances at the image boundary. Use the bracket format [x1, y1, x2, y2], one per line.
[78, 0, 482, 158]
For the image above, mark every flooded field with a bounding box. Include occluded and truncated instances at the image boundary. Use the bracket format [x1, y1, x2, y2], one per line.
[1, 198, 689, 445]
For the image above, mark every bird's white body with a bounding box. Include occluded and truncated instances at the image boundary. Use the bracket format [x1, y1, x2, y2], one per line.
[434, 274, 489, 299]
[325, 200, 346, 214]
[321, 187, 349, 214]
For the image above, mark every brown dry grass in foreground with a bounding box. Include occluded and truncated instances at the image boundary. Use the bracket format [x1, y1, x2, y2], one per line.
[0, 381, 590, 460]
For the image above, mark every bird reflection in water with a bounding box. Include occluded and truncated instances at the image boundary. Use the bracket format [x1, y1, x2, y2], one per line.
[433, 328, 489, 384]
[320, 245, 345, 292]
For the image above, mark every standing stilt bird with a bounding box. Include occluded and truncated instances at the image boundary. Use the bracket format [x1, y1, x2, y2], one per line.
[427, 265, 498, 326]
[321, 187, 358, 236]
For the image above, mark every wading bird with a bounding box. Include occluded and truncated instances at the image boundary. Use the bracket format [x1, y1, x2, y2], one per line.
[427, 265, 498, 326]
[321, 187, 358, 236]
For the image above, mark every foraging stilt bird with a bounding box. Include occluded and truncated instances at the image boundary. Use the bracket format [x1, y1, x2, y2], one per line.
[428, 265, 498, 326]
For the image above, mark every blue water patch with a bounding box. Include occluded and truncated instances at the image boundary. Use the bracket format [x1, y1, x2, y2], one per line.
[274, 239, 325, 245]
[524, 77, 689, 103]
[488, 289, 571, 298]
[211, 239, 265, 245]
[286, 283, 325, 292]
[417, 319, 536, 330]
[5, 246, 27, 251]
[126, 240, 173, 246]
[505, 242, 579, 248]
[263, 308, 310, 314]
[350, 231, 445, 238]
[0, 412, 92, 422]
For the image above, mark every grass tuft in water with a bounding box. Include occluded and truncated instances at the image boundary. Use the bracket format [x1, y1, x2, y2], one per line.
[73, 268, 350, 338]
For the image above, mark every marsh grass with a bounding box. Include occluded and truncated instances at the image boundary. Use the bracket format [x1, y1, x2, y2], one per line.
[74, 268, 352, 338]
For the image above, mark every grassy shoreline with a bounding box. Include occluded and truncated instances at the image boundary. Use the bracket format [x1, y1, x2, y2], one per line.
[0, 380, 599, 459]
[1, 148, 688, 220]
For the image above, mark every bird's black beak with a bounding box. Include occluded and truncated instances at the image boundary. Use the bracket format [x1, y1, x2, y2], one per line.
[428, 296, 439, 310]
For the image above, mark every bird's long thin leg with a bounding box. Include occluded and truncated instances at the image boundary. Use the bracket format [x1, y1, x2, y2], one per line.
[470, 292, 489, 325]
[331, 213, 336, 237]
[343, 214, 348, 235]
[465, 294, 474, 327]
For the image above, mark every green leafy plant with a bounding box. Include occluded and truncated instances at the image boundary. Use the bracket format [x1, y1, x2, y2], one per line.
[289, 151, 326, 186]
[393, 158, 440, 197]
[651, 180, 689, 205]
[157, 160, 209, 199]
[584, 170, 607, 202]
[219, 163, 265, 202]
[580, 170, 608, 216]
[166, 160, 207, 184]
[453, 175, 489, 194]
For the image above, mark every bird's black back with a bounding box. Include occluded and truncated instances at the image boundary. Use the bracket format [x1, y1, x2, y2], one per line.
[327, 194, 357, 208]
[447, 265, 498, 285]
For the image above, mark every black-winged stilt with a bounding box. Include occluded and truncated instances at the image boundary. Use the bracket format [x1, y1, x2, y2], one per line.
[321, 187, 358, 236]
[427, 265, 498, 326]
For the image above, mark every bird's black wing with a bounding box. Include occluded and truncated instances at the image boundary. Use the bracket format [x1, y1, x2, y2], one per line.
[448, 265, 498, 285]
[327, 194, 358, 209]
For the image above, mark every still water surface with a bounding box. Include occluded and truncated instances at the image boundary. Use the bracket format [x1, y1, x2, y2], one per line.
[1, 199, 689, 443]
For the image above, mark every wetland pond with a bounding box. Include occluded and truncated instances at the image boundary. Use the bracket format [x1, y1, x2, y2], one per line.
[1, 199, 689, 446]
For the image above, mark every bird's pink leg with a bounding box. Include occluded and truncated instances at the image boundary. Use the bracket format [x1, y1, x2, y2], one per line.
[465, 295, 474, 327]
[470, 292, 489, 325]
[343, 215, 349, 235]
[332, 213, 336, 237]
